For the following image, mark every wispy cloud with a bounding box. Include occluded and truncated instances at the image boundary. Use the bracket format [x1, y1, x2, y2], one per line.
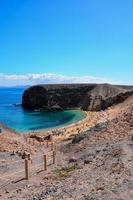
[0, 73, 110, 86]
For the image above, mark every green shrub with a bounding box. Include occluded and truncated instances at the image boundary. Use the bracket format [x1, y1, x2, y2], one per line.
[55, 165, 76, 178]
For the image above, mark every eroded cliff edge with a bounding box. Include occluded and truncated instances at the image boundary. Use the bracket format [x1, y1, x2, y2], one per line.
[22, 84, 133, 111]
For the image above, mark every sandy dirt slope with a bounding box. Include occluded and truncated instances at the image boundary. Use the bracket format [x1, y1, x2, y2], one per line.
[0, 96, 133, 200]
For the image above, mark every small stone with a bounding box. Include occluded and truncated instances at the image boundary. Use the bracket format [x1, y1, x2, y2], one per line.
[84, 156, 93, 164]
[0, 159, 6, 163]
[96, 149, 101, 153]
[40, 182, 44, 186]
[69, 157, 77, 163]
[10, 151, 15, 156]
[16, 188, 22, 193]
[33, 196, 38, 200]
[5, 189, 9, 193]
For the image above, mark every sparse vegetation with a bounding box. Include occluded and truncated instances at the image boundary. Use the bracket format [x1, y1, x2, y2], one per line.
[55, 165, 77, 178]
[84, 195, 96, 200]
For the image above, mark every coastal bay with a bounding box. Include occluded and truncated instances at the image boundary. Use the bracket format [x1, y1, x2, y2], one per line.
[0, 87, 86, 133]
[1, 0, 133, 198]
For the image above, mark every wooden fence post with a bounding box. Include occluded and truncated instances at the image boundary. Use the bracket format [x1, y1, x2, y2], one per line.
[55, 144, 56, 151]
[33, 139, 35, 145]
[46, 140, 49, 148]
[51, 142, 54, 150]
[25, 159, 29, 180]
[53, 151, 55, 164]
[43, 155, 47, 171]
[28, 154, 31, 160]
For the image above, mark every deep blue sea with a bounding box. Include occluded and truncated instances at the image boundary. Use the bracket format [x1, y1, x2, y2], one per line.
[0, 87, 85, 134]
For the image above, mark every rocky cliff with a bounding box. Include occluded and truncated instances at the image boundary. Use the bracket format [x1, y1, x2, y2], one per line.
[22, 84, 133, 111]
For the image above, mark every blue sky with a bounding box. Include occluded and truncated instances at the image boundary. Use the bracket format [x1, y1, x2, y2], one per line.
[0, 0, 133, 85]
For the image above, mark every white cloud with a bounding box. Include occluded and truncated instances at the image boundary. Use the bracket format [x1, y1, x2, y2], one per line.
[0, 73, 111, 86]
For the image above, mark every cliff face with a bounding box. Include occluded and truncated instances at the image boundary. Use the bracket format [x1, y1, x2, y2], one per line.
[22, 84, 133, 111]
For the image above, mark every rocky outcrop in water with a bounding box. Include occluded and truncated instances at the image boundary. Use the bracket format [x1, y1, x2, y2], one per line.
[22, 84, 133, 111]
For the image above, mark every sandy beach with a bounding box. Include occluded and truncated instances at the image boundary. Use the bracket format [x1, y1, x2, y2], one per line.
[0, 97, 129, 154]
[0, 110, 101, 154]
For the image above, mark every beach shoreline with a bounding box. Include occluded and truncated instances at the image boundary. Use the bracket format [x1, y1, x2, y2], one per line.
[0, 110, 98, 153]
[0, 98, 128, 153]
[0, 109, 103, 154]
[0, 109, 87, 134]
[0, 109, 86, 134]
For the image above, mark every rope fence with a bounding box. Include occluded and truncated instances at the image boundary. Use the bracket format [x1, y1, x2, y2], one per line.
[0, 148, 56, 188]
[25, 136, 54, 149]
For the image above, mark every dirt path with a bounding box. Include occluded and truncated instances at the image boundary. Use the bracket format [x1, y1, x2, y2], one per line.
[121, 141, 133, 176]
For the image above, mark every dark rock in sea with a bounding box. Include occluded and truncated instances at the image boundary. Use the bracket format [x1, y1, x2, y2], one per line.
[0, 128, 2, 134]
[22, 83, 133, 112]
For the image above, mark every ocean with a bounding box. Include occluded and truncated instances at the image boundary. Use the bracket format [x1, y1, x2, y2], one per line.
[0, 87, 86, 134]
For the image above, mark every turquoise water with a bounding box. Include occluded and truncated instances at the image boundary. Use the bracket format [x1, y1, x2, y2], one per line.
[0, 87, 86, 134]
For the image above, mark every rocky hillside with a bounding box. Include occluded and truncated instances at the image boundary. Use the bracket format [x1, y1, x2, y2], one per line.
[22, 83, 133, 111]
[3, 94, 132, 200]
